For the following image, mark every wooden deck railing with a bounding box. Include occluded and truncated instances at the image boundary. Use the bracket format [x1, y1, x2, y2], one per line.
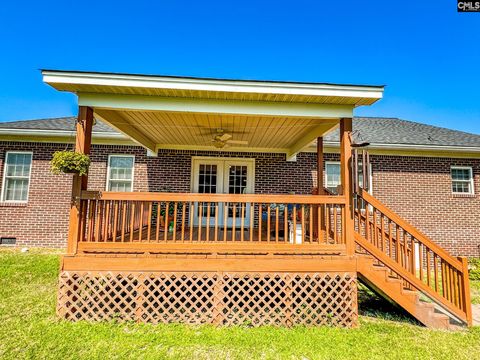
[74, 191, 348, 254]
[354, 189, 472, 325]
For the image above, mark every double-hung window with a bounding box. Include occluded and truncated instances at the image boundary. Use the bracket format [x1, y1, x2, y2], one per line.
[324, 161, 373, 194]
[325, 162, 341, 194]
[451, 166, 474, 195]
[107, 155, 135, 191]
[1, 152, 33, 202]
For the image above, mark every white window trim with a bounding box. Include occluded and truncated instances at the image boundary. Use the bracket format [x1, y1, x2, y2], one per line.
[324, 160, 373, 195]
[1, 151, 33, 203]
[451, 166, 474, 195]
[324, 161, 341, 193]
[106, 154, 135, 192]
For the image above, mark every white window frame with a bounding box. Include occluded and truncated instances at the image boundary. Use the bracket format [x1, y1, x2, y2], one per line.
[324, 161, 373, 195]
[1, 151, 33, 203]
[106, 154, 135, 192]
[324, 161, 342, 194]
[451, 166, 474, 195]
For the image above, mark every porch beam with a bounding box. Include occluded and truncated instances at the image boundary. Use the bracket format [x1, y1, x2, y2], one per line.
[78, 92, 354, 119]
[94, 109, 157, 153]
[67, 106, 93, 255]
[286, 120, 338, 161]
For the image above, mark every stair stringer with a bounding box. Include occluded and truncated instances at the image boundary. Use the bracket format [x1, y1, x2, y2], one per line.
[357, 255, 453, 329]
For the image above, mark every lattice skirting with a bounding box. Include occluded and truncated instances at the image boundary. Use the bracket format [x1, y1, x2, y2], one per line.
[57, 271, 358, 327]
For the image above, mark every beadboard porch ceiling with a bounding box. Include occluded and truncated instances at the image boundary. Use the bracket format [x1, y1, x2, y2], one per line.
[42, 70, 384, 158]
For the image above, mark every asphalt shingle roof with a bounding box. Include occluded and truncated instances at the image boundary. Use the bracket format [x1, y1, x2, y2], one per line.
[324, 117, 480, 148]
[0, 117, 116, 133]
[0, 116, 479, 148]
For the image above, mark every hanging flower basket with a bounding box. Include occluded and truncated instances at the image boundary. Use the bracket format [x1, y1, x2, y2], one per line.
[51, 151, 91, 176]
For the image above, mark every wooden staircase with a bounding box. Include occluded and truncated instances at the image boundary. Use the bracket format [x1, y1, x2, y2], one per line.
[358, 253, 456, 329]
[353, 190, 473, 329]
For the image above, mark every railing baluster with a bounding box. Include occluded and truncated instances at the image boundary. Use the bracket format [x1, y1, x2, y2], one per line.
[250, 202, 254, 242]
[94, 201, 102, 242]
[120, 202, 127, 242]
[301, 205, 305, 244]
[172, 202, 178, 242]
[138, 202, 144, 242]
[163, 202, 169, 241]
[197, 202, 202, 242]
[292, 205, 297, 244]
[155, 202, 161, 243]
[213, 203, 218, 242]
[181, 202, 186, 242]
[78, 200, 86, 243]
[232, 203, 237, 242]
[333, 205, 337, 244]
[285, 205, 289, 243]
[258, 204, 262, 242]
[189, 202, 194, 242]
[130, 202, 136, 242]
[308, 205, 312, 244]
[241, 203, 246, 242]
[103, 201, 110, 242]
[223, 202, 228, 242]
[267, 205, 271, 243]
[205, 202, 210, 242]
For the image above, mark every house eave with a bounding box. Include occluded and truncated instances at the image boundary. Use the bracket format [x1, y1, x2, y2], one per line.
[42, 70, 384, 106]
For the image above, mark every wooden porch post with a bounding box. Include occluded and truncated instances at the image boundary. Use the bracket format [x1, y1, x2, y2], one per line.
[66, 106, 94, 255]
[317, 137, 324, 195]
[340, 118, 354, 256]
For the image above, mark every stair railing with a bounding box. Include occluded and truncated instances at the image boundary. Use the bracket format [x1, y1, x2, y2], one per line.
[354, 189, 472, 326]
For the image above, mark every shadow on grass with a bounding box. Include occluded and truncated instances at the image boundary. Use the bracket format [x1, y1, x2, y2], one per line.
[357, 283, 420, 325]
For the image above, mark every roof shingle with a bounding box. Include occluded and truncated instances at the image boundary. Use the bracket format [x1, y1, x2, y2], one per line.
[0, 116, 479, 148]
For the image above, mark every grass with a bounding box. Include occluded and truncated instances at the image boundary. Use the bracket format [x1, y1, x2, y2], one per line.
[471, 280, 480, 304]
[0, 249, 479, 360]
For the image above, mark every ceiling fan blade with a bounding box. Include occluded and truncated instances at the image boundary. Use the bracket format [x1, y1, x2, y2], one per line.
[226, 140, 248, 145]
[218, 133, 232, 142]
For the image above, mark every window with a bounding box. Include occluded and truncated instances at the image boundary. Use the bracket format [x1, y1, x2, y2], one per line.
[324, 161, 373, 195]
[325, 162, 341, 194]
[451, 166, 474, 194]
[107, 155, 134, 191]
[1, 152, 33, 202]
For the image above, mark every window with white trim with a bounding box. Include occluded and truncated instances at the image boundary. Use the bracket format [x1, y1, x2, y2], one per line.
[325, 161, 372, 194]
[1, 152, 33, 202]
[107, 155, 134, 192]
[451, 166, 474, 194]
[325, 162, 341, 194]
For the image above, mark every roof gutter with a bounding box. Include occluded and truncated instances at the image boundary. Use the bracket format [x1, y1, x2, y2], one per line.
[0, 128, 128, 140]
[320, 141, 480, 154]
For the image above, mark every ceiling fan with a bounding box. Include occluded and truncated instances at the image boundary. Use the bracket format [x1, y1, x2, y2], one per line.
[211, 129, 248, 149]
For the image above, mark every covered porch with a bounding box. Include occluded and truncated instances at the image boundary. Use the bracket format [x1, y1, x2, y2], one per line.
[44, 71, 384, 327]
[44, 70, 383, 259]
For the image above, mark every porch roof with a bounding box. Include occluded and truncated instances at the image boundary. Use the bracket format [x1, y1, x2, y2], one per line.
[42, 70, 384, 158]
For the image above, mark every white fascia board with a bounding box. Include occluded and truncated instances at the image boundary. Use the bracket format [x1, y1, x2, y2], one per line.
[42, 70, 384, 101]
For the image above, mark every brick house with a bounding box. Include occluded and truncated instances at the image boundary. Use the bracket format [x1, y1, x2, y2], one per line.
[0, 116, 478, 256]
[0, 70, 475, 328]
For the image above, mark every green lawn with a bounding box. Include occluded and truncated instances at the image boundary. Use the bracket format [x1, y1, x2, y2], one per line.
[471, 280, 480, 305]
[0, 249, 479, 360]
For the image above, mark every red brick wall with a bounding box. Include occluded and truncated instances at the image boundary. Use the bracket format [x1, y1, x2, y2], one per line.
[370, 155, 480, 257]
[0, 141, 478, 256]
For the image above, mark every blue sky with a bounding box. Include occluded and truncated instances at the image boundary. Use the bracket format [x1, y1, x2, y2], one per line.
[0, 0, 479, 134]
